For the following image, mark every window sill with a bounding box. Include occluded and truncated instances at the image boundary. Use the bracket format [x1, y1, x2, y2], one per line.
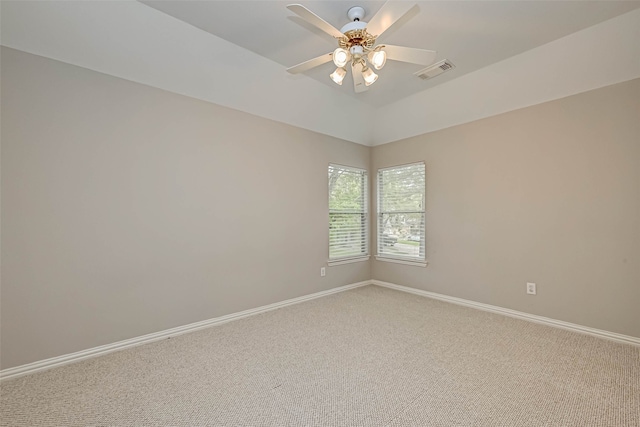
[375, 256, 428, 267]
[328, 256, 370, 266]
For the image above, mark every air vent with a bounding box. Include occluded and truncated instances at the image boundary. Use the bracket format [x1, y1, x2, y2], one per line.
[415, 60, 455, 80]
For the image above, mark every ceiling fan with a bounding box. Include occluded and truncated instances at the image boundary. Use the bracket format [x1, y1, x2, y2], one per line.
[286, 2, 436, 93]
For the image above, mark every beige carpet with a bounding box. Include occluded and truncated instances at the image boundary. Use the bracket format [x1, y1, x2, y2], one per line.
[1, 285, 639, 426]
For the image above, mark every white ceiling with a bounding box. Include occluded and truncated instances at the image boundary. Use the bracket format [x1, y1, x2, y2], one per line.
[2, 1, 640, 146]
[142, 1, 639, 107]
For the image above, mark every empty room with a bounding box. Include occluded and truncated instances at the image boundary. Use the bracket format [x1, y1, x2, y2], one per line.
[1, 1, 639, 425]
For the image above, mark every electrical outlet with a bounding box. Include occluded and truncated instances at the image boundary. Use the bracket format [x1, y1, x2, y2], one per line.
[526, 282, 536, 295]
[320, 267, 326, 277]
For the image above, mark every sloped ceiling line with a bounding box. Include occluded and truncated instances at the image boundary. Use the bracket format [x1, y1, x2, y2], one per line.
[372, 7, 640, 145]
[1, 2, 639, 146]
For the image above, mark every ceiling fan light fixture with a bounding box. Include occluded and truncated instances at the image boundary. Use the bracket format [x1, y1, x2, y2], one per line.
[362, 66, 378, 86]
[330, 67, 347, 85]
[369, 49, 387, 70]
[333, 48, 350, 68]
[286, 3, 437, 93]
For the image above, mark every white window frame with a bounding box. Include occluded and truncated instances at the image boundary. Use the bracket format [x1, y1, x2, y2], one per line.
[376, 162, 427, 267]
[328, 164, 369, 265]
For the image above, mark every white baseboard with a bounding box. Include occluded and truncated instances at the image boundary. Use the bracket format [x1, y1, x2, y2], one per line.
[0, 280, 371, 381]
[372, 280, 640, 347]
[4, 278, 637, 381]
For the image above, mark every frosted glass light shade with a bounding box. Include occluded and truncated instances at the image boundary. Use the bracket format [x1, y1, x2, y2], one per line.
[333, 48, 350, 67]
[369, 50, 387, 70]
[362, 67, 378, 86]
[330, 67, 347, 85]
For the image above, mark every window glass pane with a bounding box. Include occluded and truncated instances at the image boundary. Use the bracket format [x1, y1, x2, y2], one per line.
[329, 164, 368, 260]
[379, 164, 425, 212]
[379, 213, 423, 258]
[329, 169, 365, 211]
[329, 213, 366, 258]
[377, 163, 425, 260]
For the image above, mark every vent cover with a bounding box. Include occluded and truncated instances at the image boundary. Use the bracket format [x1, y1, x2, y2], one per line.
[415, 60, 455, 80]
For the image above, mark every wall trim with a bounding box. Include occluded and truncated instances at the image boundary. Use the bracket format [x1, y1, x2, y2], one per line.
[4, 278, 637, 381]
[0, 280, 371, 381]
[371, 280, 640, 347]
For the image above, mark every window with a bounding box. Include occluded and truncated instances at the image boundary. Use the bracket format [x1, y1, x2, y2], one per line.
[328, 164, 368, 262]
[377, 162, 426, 264]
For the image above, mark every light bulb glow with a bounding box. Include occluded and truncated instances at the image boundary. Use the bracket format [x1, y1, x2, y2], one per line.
[330, 67, 347, 85]
[333, 48, 349, 68]
[370, 50, 387, 70]
[362, 67, 378, 86]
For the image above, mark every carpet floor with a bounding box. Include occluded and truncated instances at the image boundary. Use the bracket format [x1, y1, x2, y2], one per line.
[1, 285, 639, 426]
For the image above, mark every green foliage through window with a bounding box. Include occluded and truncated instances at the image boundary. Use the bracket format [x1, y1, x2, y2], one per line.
[377, 163, 425, 260]
[329, 164, 368, 260]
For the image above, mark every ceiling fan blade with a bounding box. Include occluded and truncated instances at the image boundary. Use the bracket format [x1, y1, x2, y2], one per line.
[287, 4, 345, 39]
[351, 62, 368, 93]
[365, 1, 416, 38]
[286, 53, 333, 74]
[381, 45, 437, 66]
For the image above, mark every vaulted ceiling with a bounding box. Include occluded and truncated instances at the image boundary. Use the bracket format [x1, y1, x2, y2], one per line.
[2, 1, 640, 145]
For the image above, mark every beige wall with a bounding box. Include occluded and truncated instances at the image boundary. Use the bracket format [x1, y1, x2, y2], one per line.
[0, 48, 370, 369]
[2, 46, 638, 371]
[372, 78, 640, 338]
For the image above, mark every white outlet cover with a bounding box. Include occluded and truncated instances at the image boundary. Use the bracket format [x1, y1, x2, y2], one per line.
[526, 282, 536, 295]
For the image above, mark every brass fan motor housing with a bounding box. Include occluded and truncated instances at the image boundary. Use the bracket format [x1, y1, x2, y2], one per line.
[338, 29, 377, 51]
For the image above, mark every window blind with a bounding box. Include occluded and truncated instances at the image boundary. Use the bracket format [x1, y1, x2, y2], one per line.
[329, 164, 368, 260]
[377, 162, 425, 260]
